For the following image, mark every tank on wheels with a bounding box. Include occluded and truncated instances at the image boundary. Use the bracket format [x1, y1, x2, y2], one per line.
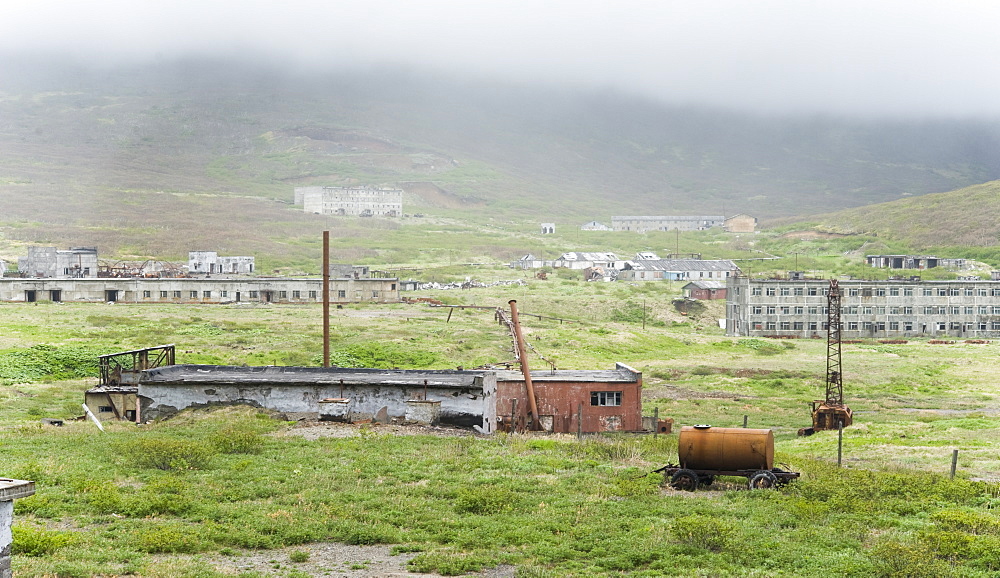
[653, 425, 799, 491]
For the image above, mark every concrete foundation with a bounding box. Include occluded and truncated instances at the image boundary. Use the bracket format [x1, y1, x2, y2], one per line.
[405, 400, 441, 425]
[318, 398, 352, 422]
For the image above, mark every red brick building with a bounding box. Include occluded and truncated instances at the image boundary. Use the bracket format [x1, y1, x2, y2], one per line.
[495, 364, 642, 433]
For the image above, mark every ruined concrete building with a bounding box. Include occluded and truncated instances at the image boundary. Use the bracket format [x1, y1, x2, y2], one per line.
[188, 251, 255, 275]
[723, 214, 757, 233]
[100, 361, 646, 435]
[612, 215, 725, 232]
[295, 186, 403, 217]
[865, 255, 966, 270]
[0, 276, 400, 304]
[138, 365, 498, 431]
[727, 272, 1000, 338]
[17, 246, 98, 278]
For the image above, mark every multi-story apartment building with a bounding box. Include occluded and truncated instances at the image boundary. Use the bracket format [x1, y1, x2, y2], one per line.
[295, 186, 402, 217]
[726, 273, 1000, 339]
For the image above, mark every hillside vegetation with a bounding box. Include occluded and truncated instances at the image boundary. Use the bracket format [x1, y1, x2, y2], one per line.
[3, 57, 1000, 266]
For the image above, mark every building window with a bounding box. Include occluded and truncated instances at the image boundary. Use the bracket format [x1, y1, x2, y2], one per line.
[937, 322, 947, 331]
[890, 288, 900, 296]
[951, 307, 960, 315]
[808, 307, 818, 315]
[372, 291, 379, 298]
[142, 290, 151, 298]
[780, 322, 790, 330]
[190, 291, 198, 298]
[875, 288, 886, 296]
[309, 291, 317, 298]
[793, 288, 803, 296]
[98, 406, 113, 413]
[173, 291, 181, 298]
[752, 306, 762, 315]
[279, 291, 288, 298]
[950, 288, 961, 296]
[249, 291, 259, 298]
[863, 307, 874, 315]
[980, 306, 989, 315]
[923, 288, 933, 296]
[794, 306, 804, 314]
[904, 288, 913, 296]
[889, 322, 899, 331]
[203, 291, 212, 298]
[848, 322, 859, 330]
[780, 307, 790, 315]
[965, 288, 975, 296]
[752, 287, 762, 296]
[924, 307, 935, 314]
[338, 290, 346, 298]
[904, 322, 913, 331]
[903, 307, 913, 315]
[767, 306, 776, 314]
[765, 287, 776, 296]
[808, 322, 818, 330]
[980, 289, 989, 297]
[849, 288, 860, 296]
[292, 290, 301, 299]
[780, 287, 790, 296]
[965, 307, 974, 315]
[766, 322, 776, 330]
[591, 391, 622, 406]
[222, 291, 228, 297]
[160, 291, 168, 298]
[808, 287, 818, 296]
[793, 322, 804, 330]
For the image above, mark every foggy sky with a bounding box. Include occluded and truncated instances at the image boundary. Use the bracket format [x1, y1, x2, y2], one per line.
[2, 0, 999, 118]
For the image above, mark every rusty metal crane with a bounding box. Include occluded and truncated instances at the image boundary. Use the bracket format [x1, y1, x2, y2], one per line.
[811, 279, 853, 430]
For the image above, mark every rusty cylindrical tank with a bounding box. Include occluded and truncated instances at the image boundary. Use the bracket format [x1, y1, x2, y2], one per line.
[678, 425, 774, 471]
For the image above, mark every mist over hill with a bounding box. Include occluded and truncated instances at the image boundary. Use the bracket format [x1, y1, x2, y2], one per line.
[1, 56, 1000, 262]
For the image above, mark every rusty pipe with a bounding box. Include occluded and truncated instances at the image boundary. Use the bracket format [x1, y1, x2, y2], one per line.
[508, 300, 540, 430]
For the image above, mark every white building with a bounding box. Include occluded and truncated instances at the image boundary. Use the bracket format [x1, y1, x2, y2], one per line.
[296, 186, 403, 218]
[188, 252, 255, 275]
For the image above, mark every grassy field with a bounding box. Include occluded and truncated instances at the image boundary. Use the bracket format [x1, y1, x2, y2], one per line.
[3, 275, 1000, 576]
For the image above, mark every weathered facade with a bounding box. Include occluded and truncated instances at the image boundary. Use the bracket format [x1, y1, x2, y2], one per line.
[724, 214, 757, 233]
[0, 277, 400, 304]
[580, 221, 611, 231]
[540, 223, 555, 234]
[17, 246, 98, 278]
[296, 186, 403, 217]
[683, 280, 727, 300]
[188, 251, 255, 275]
[495, 364, 643, 433]
[84, 386, 140, 423]
[619, 259, 740, 282]
[138, 365, 497, 432]
[551, 252, 621, 270]
[612, 216, 725, 232]
[727, 274, 1000, 338]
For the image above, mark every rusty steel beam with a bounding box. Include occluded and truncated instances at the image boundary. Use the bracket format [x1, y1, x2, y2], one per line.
[508, 300, 540, 430]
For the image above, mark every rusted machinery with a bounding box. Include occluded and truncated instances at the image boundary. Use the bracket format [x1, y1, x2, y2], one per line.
[810, 279, 853, 431]
[653, 425, 800, 491]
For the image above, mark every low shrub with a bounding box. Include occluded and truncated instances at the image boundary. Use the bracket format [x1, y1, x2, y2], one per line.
[11, 525, 76, 556]
[122, 437, 214, 470]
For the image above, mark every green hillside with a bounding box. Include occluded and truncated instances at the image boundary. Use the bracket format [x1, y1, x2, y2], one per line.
[783, 180, 1000, 251]
[2, 57, 1000, 265]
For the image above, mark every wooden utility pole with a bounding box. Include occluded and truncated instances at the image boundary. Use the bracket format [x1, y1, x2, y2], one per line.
[323, 231, 330, 367]
[509, 300, 540, 430]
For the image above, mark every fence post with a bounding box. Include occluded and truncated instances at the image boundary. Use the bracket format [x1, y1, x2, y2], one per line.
[577, 403, 583, 440]
[837, 422, 843, 467]
[951, 449, 959, 479]
[743, 414, 748, 428]
[654, 406, 659, 439]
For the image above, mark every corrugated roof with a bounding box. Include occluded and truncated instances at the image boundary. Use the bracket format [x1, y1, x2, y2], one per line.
[627, 259, 738, 272]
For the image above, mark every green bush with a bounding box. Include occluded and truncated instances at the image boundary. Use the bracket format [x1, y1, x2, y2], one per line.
[454, 486, 519, 515]
[669, 514, 733, 552]
[11, 525, 76, 556]
[210, 426, 266, 454]
[123, 437, 215, 470]
[289, 549, 310, 563]
[868, 539, 954, 578]
[134, 522, 210, 553]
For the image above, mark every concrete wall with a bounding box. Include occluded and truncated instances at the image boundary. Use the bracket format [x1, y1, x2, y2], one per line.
[138, 367, 497, 432]
[1, 499, 11, 578]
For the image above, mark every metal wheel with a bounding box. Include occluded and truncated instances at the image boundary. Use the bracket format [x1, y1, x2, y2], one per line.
[670, 469, 699, 492]
[748, 470, 778, 490]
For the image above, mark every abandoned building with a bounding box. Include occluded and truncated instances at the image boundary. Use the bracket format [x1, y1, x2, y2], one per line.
[295, 186, 403, 217]
[580, 221, 611, 231]
[723, 214, 758, 233]
[551, 252, 621, 270]
[865, 255, 967, 270]
[727, 273, 1000, 338]
[0, 260, 6, 276]
[611, 216, 726, 232]
[16, 246, 98, 278]
[495, 364, 643, 433]
[84, 345, 176, 424]
[0, 276, 400, 304]
[540, 223, 555, 234]
[188, 251, 255, 275]
[683, 280, 727, 300]
[618, 259, 740, 282]
[137, 365, 498, 432]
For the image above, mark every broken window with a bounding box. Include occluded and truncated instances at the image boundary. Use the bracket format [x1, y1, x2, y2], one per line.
[189, 291, 198, 298]
[160, 291, 167, 298]
[766, 287, 776, 296]
[338, 290, 346, 298]
[752, 287, 762, 296]
[143, 291, 151, 298]
[292, 291, 301, 299]
[309, 291, 317, 298]
[98, 406, 113, 413]
[591, 391, 622, 406]
[890, 288, 900, 296]
[203, 291, 211, 298]
[904, 288, 913, 296]
[172, 291, 181, 298]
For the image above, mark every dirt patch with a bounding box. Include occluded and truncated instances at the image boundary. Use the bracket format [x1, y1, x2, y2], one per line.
[401, 181, 486, 210]
[645, 385, 749, 401]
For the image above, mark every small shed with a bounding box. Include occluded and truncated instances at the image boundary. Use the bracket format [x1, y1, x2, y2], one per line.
[495, 364, 642, 433]
[683, 280, 727, 300]
[84, 386, 140, 423]
[724, 214, 757, 233]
